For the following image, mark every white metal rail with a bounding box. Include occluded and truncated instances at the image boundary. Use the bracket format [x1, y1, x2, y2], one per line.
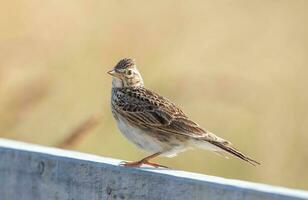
[0, 138, 307, 200]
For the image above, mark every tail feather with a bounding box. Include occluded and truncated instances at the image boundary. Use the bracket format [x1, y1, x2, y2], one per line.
[210, 141, 260, 166]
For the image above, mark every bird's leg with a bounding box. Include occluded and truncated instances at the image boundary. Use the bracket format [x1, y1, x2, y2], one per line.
[120, 152, 168, 168]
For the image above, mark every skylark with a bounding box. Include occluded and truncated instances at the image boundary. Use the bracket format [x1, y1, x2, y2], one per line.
[108, 58, 260, 168]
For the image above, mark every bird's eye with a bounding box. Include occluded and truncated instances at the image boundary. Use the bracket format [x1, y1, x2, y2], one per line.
[127, 69, 133, 75]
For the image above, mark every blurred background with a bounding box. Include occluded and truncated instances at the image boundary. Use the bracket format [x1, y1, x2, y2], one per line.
[0, 0, 307, 190]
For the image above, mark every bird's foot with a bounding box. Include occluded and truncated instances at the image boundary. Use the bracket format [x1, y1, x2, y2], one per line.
[143, 161, 169, 168]
[120, 160, 168, 168]
[119, 160, 143, 168]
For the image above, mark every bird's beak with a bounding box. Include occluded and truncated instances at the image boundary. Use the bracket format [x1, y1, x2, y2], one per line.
[107, 69, 121, 78]
[107, 69, 115, 76]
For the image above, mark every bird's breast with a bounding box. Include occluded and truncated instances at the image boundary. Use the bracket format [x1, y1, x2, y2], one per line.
[115, 115, 166, 153]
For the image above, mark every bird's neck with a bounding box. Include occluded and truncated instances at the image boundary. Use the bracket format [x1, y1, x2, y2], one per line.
[112, 77, 144, 88]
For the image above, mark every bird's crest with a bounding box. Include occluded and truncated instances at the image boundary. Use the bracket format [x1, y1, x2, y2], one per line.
[115, 58, 135, 70]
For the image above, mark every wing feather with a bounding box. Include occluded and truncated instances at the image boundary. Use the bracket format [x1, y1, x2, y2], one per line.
[113, 87, 222, 141]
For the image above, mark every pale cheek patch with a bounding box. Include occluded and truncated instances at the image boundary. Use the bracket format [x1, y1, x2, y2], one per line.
[125, 77, 143, 87]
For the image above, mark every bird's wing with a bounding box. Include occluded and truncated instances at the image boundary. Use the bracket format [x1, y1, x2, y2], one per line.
[113, 87, 228, 143]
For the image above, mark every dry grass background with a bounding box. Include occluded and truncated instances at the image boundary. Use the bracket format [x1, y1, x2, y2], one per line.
[0, 0, 308, 190]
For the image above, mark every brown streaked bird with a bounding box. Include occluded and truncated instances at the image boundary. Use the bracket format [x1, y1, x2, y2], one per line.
[108, 58, 260, 168]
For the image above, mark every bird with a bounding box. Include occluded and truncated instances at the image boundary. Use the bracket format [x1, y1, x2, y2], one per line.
[107, 58, 260, 168]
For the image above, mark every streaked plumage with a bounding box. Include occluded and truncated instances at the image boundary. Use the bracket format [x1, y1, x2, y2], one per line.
[108, 58, 260, 167]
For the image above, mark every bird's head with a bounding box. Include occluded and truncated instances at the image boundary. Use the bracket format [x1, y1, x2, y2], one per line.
[107, 58, 144, 88]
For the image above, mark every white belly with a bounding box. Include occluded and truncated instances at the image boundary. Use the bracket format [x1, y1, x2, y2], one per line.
[115, 116, 189, 157]
[116, 116, 165, 153]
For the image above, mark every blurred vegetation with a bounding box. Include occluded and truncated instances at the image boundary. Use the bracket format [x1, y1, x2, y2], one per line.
[0, 0, 307, 190]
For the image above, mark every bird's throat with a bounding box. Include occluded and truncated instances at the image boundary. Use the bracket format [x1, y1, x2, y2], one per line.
[112, 77, 124, 88]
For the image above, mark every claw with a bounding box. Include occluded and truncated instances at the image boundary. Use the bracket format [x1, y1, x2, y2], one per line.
[119, 160, 143, 167]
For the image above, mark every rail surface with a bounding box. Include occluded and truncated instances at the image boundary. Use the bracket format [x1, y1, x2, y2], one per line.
[0, 138, 307, 200]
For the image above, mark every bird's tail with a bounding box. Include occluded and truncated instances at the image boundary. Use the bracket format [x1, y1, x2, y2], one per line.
[210, 141, 260, 166]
